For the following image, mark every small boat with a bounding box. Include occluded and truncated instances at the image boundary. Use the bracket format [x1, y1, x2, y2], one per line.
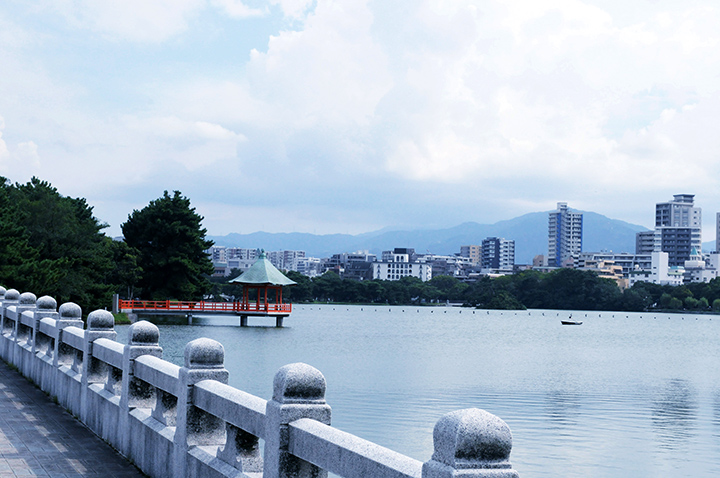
[561, 314, 582, 325]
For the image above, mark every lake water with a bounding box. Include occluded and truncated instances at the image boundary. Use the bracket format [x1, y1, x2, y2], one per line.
[120, 305, 720, 477]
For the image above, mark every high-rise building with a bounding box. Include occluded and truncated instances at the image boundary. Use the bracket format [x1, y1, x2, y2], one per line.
[481, 237, 515, 271]
[548, 202, 583, 267]
[636, 194, 702, 267]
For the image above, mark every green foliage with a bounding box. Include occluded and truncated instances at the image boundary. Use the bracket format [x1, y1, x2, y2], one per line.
[112, 313, 131, 325]
[0, 177, 114, 310]
[619, 287, 652, 311]
[106, 240, 143, 299]
[684, 297, 699, 309]
[486, 290, 526, 310]
[712, 298, 720, 311]
[122, 191, 213, 301]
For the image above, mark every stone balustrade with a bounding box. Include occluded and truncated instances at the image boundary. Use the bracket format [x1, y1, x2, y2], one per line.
[0, 286, 520, 478]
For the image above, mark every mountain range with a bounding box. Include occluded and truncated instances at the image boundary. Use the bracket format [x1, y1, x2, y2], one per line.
[208, 210, 654, 264]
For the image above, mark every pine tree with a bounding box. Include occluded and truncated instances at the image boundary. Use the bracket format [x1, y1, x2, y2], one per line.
[122, 191, 214, 300]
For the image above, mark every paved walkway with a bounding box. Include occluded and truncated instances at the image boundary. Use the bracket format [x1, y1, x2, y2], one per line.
[0, 361, 145, 477]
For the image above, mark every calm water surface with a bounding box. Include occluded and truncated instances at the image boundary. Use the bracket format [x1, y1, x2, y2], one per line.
[120, 305, 720, 477]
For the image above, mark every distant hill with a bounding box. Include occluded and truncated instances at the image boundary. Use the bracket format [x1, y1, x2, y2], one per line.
[208, 210, 650, 264]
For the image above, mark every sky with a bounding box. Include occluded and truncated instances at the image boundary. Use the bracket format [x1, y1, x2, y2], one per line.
[1, 1, 719, 240]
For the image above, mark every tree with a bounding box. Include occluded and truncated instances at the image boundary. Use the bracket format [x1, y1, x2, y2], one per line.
[486, 290, 526, 310]
[283, 271, 312, 302]
[0, 179, 64, 293]
[122, 191, 213, 301]
[2, 177, 114, 310]
[668, 297, 683, 310]
[106, 240, 143, 299]
[712, 298, 720, 312]
[698, 297, 709, 310]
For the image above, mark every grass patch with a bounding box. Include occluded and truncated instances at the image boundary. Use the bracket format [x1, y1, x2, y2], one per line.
[112, 312, 132, 325]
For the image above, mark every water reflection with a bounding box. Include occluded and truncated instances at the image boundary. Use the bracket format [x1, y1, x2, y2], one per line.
[545, 390, 582, 428]
[651, 379, 697, 449]
[713, 392, 720, 437]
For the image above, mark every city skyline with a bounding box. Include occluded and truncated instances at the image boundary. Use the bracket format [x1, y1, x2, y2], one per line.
[1, 2, 720, 240]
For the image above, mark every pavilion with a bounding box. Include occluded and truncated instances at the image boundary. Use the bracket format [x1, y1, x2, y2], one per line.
[229, 252, 296, 326]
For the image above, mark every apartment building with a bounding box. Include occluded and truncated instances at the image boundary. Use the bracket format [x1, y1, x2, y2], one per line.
[548, 202, 583, 267]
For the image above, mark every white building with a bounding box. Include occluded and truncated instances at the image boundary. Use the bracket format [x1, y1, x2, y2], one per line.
[373, 261, 432, 282]
[683, 248, 719, 284]
[636, 194, 702, 267]
[548, 202, 583, 267]
[576, 252, 651, 279]
[373, 248, 431, 281]
[297, 257, 322, 278]
[629, 251, 684, 287]
[420, 254, 473, 278]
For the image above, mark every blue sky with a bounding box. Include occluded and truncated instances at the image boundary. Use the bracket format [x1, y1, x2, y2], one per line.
[1, 0, 719, 240]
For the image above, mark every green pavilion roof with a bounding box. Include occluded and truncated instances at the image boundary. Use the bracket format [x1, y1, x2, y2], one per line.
[229, 252, 297, 286]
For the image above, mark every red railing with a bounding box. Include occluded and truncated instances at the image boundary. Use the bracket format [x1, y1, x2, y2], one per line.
[119, 300, 292, 314]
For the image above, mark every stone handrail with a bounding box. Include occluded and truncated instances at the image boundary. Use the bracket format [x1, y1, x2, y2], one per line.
[288, 418, 423, 478]
[0, 286, 520, 478]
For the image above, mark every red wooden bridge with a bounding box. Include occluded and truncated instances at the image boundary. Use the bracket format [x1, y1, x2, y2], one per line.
[119, 299, 292, 326]
[119, 251, 297, 327]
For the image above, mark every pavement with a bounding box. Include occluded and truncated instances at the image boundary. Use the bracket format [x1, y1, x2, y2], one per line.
[0, 360, 145, 477]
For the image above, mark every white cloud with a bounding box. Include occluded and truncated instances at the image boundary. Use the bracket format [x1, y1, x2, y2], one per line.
[269, 0, 315, 21]
[0, 117, 7, 159]
[0, 116, 41, 179]
[48, 0, 205, 42]
[4, 0, 720, 236]
[247, 0, 392, 128]
[211, 0, 266, 18]
[122, 115, 246, 171]
[123, 115, 245, 141]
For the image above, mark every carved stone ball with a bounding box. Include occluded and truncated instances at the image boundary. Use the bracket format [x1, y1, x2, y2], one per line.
[4, 289, 20, 301]
[87, 310, 114, 330]
[37, 296, 57, 310]
[273, 362, 326, 403]
[184, 338, 224, 369]
[129, 320, 159, 345]
[19, 292, 37, 305]
[431, 408, 513, 468]
[59, 302, 82, 319]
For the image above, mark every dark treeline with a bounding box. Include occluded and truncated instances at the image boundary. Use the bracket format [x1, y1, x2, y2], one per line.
[211, 268, 720, 312]
[0, 177, 213, 313]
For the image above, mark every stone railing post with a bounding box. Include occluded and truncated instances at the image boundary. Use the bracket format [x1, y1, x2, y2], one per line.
[119, 320, 163, 455]
[422, 408, 520, 478]
[1, 289, 21, 338]
[0, 289, 19, 361]
[54, 303, 84, 368]
[14, 292, 37, 338]
[31, 296, 59, 351]
[173, 338, 229, 478]
[263, 363, 332, 478]
[11, 292, 37, 366]
[0, 288, 19, 335]
[80, 310, 117, 422]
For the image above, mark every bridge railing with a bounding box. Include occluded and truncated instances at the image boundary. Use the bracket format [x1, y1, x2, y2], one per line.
[119, 299, 292, 314]
[0, 286, 520, 478]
